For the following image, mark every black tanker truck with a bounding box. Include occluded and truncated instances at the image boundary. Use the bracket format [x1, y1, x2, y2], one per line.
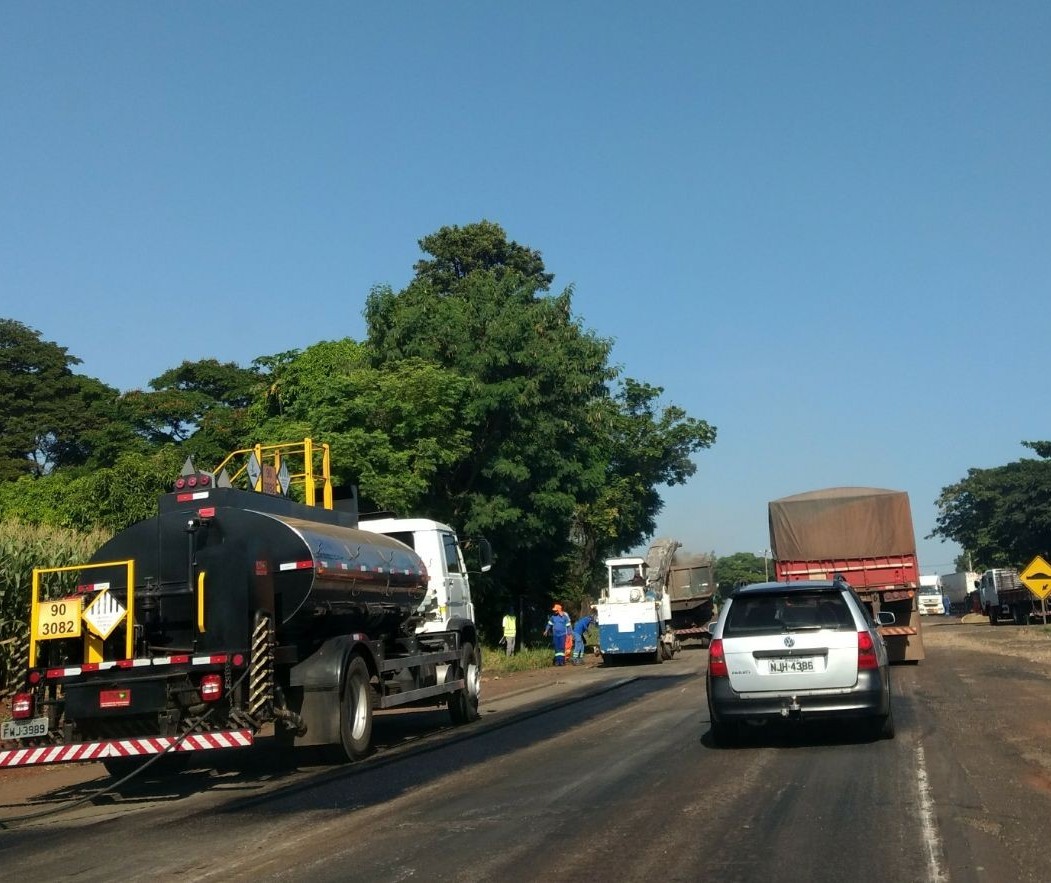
[0, 441, 489, 774]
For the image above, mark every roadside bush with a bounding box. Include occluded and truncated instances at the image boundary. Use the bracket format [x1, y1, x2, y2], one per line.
[481, 646, 555, 674]
[0, 521, 109, 697]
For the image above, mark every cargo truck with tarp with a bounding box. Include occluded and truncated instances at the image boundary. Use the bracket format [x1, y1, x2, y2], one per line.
[769, 487, 924, 663]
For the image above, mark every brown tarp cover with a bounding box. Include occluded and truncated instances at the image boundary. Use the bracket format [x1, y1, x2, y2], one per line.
[768, 487, 916, 560]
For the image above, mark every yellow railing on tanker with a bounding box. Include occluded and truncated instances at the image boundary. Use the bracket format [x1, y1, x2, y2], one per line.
[213, 438, 333, 509]
[30, 559, 135, 667]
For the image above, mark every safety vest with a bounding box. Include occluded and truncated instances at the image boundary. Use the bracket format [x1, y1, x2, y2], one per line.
[502, 614, 517, 636]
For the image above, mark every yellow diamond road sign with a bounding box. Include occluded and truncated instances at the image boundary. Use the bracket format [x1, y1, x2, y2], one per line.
[1019, 555, 1051, 600]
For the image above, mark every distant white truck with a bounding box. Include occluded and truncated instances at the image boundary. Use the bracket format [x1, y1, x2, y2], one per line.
[940, 571, 979, 604]
[918, 574, 944, 615]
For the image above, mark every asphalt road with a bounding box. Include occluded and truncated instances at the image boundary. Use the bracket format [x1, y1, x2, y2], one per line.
[2, 622, 1050, 882]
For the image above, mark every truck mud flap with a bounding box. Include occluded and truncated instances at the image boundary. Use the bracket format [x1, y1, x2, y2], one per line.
[880, 608, 925, 663]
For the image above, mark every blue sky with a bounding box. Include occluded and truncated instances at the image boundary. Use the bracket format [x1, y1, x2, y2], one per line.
[3, 3, 1049, 575]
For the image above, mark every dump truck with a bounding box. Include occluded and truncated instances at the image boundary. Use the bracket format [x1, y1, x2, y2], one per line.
[0, 440, 491, 772]
[977, 567, 1043, 625]
[769, 487, 924, 663]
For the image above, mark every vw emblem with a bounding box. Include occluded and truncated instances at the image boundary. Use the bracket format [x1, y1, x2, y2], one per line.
[783, 636, 795, 648]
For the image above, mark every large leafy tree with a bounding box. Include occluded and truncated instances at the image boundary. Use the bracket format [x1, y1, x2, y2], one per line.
[715, 552, 769, 596]
[248, 339, 474, 516]
[366, 224, 614, 610]
[120, 359, 262, 468]
[563, 381, 716, 608]
[931, 441, 1051, 568]
[365, 221, 716, 618]
[0, 319, 132, 480]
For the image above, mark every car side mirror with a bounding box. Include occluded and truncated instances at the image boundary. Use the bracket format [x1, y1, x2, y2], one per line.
[877, 611, 896, 626]
[706, 620, 719, 634]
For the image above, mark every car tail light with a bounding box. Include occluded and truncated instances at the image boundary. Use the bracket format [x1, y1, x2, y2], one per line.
[12, 692, 34, 720]
[200, 674, 223, 702]
[708, 639, 728, 678]
[857, 631, 879, 670]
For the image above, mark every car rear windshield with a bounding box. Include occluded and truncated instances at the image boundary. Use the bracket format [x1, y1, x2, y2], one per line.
[724, 591, 854, 636]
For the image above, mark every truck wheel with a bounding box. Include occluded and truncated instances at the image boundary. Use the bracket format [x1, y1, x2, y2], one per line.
[335, 655, 373, 761]
[448, 641, 481, 725]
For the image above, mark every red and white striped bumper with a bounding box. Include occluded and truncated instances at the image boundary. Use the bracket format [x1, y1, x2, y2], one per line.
[0, 728, 254, 768]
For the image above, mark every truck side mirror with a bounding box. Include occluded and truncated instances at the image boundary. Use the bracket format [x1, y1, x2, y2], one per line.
[476, 538, 493, 573]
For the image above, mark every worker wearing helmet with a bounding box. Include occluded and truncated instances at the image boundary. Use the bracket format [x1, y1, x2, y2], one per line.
[543, 604, 571, 666]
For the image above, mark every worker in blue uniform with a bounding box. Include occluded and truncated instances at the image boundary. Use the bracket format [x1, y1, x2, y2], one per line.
[544, 604, 571, 666]
[571, 609, 595, 664]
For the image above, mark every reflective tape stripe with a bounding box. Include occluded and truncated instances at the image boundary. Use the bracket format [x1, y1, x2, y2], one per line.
[0, 729, 255, 767]
[43, 653, 231, 679]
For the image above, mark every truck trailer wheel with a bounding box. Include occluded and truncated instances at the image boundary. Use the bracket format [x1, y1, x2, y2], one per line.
[335, 655, 373, 761]
[448, 641, 481, 725]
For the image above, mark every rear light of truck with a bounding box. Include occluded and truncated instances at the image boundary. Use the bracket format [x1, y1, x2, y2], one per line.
[708, 639, 728, 678]
[857, 631, 879, 670]
[12, 692, 34, 720]
[200, 674, 223, 702]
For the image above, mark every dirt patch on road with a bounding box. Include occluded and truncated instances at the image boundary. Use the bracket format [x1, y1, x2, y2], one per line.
[923, 618, 1051, 669]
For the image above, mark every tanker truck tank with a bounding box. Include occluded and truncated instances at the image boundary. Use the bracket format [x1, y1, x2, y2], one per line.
[83, 487, 429, 661]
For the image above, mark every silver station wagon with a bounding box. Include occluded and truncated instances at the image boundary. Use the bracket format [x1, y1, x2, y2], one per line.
[706, 578, 895, 746]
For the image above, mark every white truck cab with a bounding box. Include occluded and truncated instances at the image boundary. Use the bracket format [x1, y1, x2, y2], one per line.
[917, 574, 944, 615]
[358, 517, 490, 633]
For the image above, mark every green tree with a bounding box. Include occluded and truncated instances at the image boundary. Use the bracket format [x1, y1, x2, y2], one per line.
[715, 552, 768, 596]
[931, 441, 1051, 568]
[120, 359, 261, 466]
[563, 381, 716, 608]
[366, 225, 613, 615]
[248, 339, 475, 515]
[0, 319, 130, 479]
[365, 221, 716, 622]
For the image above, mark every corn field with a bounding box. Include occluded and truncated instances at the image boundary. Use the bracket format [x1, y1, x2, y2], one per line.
[0, 521, 109, 698]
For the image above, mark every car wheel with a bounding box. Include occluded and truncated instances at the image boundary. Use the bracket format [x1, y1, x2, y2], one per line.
[867, 704, 895, 741]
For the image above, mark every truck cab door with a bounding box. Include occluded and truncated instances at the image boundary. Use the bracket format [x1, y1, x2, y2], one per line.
[440, 531, 473, 624]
